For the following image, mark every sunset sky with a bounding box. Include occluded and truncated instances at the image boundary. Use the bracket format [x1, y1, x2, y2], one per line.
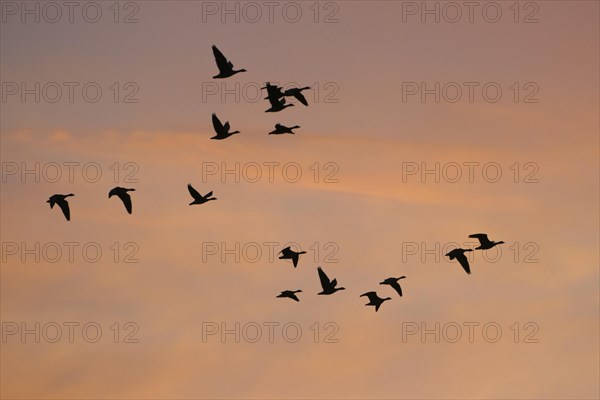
[1, 1, 599, 399]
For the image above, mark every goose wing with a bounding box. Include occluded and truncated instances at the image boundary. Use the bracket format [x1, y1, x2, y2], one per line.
[456, 252, 471, 274]
[280, 246, 292, 256]
[292, 91, 308, 106]
[212, 45, 231, 71]
[360, 291, 378, 302]
[317, 267, 332, 289]
[212, 113, 225, 135]
[57, 198, 71, 221]
[187, 184, 203, 201]
[389, 280, 403, 296]
[288, 292, 300, 302]
[117, 192, 133, 214]
[291, 253, 300, 268]
[204, 191, 213, 199]
[469, 233, 490, 245]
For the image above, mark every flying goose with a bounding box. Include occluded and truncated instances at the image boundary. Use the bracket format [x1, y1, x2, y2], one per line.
[279, 246, 306, 268]
[276, 290, 302, 302]
[47, 194, 74, 221]
[360, 291, 391, 312]
[284, 86, 310, 106]
[445, 248, 474, 274]
[469, 233, 504, 250]
[379, 276, 406, 297]
[317, 267, 345, 295]
[269, 124, 300, 135]
[108, 187, 136, 214]
[211, 45, 246, 79]
[211, 113, 240, 140]
[187, 184, 217, 205]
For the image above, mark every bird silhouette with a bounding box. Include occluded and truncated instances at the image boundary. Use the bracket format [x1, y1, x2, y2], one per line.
[211, 45, 246, 79]
[284, 86, 310, 106]
[187, 184, 217, 205]
[379, 276, 406, 297]
[276, 290, 302, 302]
[47, 194, 74, 221]
[262, 82, 284, 100]
[469, 233, 505, 250]
[211, 113, 240, 140]
[108, 187, 136, 214]
[269, 123, 300, 135]
[360, 291, 391, 312]
[266, 97, 294, 112]
[445, 248, 474, 274]
[263, 83, 294, 112]
[279, 246, 307, 268]
[317, 267, 345, 295]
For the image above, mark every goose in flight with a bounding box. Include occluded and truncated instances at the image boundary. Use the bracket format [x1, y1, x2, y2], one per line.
[211, 113, 240, 140]
[279, 246, 306, 268]
[445, 248, 474, 274]
[317, 267, 345, 295]
[269, 124, 300, 135]
[266, 97, 294, 112]
[187, 184, 217, 205]
[360, 292, 391, 312]
[380, 276, 406, 297]
[284, 86, 310, 106]
[469, 233, 504, 250]
[276, 290, 302, 302]
[47, 194, 74, 221]
[108, 187, 136, 214]
[211, 45, 246, 79]
[261, 82, 284, 100]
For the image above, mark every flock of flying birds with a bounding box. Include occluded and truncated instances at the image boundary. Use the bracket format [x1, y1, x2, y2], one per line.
[276, 232, 504, 312]
[45, 45, 505, 312]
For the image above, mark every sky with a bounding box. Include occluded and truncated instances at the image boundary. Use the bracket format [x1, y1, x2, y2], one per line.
[1, 1, 599, 399]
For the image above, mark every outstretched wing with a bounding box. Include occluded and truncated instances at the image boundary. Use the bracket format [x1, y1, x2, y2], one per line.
[223, 121, 230, 132]
[456, 253, 471, 274]
[292, 254, 299, 268]
[469, 233, 489, 245]
[292, 92, 308, 106]
[390, 280, 403, 296]
[204, 191, 213, 198]
[361, 291, 377, 301]
[212, 45, 230, 71]
[317, 267, 332, 289]
[280, 246, 292, 256]
[118, 192, 133, 214]
[187, 184, 202, 201]
[265, 83, 283, 99]
[212, 113, 224, 135]
[57, 199, 70, 221]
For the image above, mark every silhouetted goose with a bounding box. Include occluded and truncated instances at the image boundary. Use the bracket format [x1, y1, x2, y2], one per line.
[211, 113, 240, 140]
[261, 82, 284, 100]
[469, 233, 505, 250]
[211, 45, 246, 79]
[380, 276, 406, 297]
[317, 267, 345, 295]
[284, 86, 310, 106]
[187, 184, 217, 205]
[276, 290, 302, 302]
[360, 291, 391, 312]
[445, 248, 474, 274]
[269, 124, 300, 135]
[279, 246, 306, 268]
[108, 187, 136, 214]
[266, 97, 294, 112]
[47, 194, 74, 221]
